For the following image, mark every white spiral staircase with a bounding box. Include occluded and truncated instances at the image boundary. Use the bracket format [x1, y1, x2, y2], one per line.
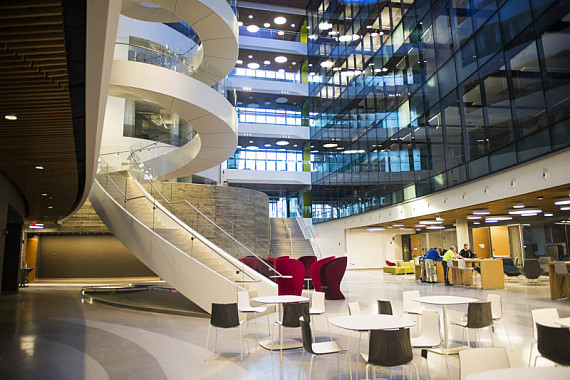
[90, 0, 278, 312]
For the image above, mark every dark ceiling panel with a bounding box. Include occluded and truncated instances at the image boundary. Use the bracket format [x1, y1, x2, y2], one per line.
[0, 0, 84, 222]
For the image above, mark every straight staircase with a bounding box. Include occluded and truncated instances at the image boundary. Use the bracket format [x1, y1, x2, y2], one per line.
[269, 218, 316, 259]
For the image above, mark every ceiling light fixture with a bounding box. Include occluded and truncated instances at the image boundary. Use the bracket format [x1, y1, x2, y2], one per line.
[544, 213, 553, 217]
[323, 143, 338, 148]
[264, 23, 270, 28]
[274, 16, 286, 25]
[248, 14, 253, 19]
[320, 60, 334, 68]
[4, 114, 17, 120]
[264, 144, 271, 147]
[466, 215, 481, 220]
[35, 165, 44, 170]
[485, 215, 512, 221]
[275, 56, 287, 63]
[367, 227, 385, 231]
[263, 60, 270, 65]
[513, 204, 525, 209]
[561, 206, 570, 211]
[555, 199, 570, 205]
[319, 22, 333, 30]
[247, 62, 260, 69]
[472, 209, 490, 215]
[508, 209, 542, 215]
[426, 226, 445, 229]
[236, 59, 243, 64]
[419, 220, 442, 225]
[247, 24, 259, 33]
[276, 140, 289, 146]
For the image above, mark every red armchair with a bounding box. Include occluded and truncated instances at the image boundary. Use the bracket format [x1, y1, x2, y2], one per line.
[275, 258, 305, 296]
[320, 257, 347, 300]
[310, 257, 335, 292]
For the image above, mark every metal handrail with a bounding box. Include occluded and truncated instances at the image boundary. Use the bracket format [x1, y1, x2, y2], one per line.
[97, 159, 257, 283]
[127, 152, 283, 278]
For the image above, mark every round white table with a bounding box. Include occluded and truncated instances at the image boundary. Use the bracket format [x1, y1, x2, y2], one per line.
[328, 314, 416, 331]
[329, 314, 415, 380]
[466, 367, 570, 380]
[414, 295, 477, 352]
[557, 317, 570, 328]
[252, 295, 309, 351]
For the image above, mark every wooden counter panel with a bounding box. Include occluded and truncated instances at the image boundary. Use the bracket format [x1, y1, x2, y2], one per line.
[549, 262, 570, 300]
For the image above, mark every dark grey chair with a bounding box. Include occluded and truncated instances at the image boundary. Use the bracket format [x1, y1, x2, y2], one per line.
[274, 301, 310, 359]
[206, 303, 248, 359]
[522, 259, 542, 282]
[534, 322, 570, 367]
[365, 328, 419, 379]
[377, 299, 393, 315]
[502, 258, 521, 277]
[298, 316, 351, 380]
[452, 302, 494, 347]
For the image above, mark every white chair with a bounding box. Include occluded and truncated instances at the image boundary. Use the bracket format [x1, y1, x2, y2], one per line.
[237, 290, 270, 340]
[410, 310, 450, 379]
[528, 308, 560, 366]
[309, 291, 331, 340]
[487, 294, 511, 350]
[457, 259, 478, 286]
[348, 302, 361, 315]
[458, 347, 510, 380]
[402, 290, 423, 335]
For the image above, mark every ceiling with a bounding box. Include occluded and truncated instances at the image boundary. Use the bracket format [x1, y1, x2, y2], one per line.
[355, 184, 570, 231]
[0, 0, 86, 222]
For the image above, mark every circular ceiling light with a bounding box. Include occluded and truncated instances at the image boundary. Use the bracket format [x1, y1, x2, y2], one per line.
[264, 22, 270, 28]
[274, 16, 286, 25]
[275, 97, 288, 104]
[264, 143, 271, 147]
[4, 114, 17, 120]
[263, 60, 270, 65]
[246, 25, 259, 33]
[292, 62, 297, 65]
[248, 14, 253, 19]
[264, 101, 271, 106]
[276, 140, 289, 146]
[246, 146, 259, 150]
[319, 22, 333, 30]
[320, 60, 334, 68]
[248, 54, 253, 58]
[275, 56, 287, 63]
[323, 143, 338, 148]
[247, 103, 260, 108]
[237, 21, 243, 26]
[339, 35, 352, 42]
[247, 62, 260, 69]
[277, 31, 285, 36]
[236, 59, 243, 64]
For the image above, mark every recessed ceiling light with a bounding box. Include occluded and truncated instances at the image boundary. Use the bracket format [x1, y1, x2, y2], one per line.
[466, 215, 481, 220]
[544, 213, 553, 217]
[435, 216, 444, 221]
[35, 165, 44, 170]
[392, 224, 404, 227]
[320, 60, 334, 68]
[336, 147, 344, 150]
[323, 143, 338, 148]
[292, 62, 297, 65]
[274, 16, 286, 25]
[236, 59, 243, 64]
[291, 23, 296, 27]
[247, 103, 259, 108]
[555, 199, 570, 205]
[275, 56, 287, 63]
[249, 140, 254, 143]
[473, 222, 481, 225]
[339, 35, 352, 42]
[238, 21, 243, 26]
[509, 209, 542, 215]
[278, 31, 285, 36]
[419, 220, 443, 225]
[41, 193, 47, 196]
[246, 146, 259, 150]
[264, 22, 270, 28]
[246, 25, 259, 33]
[247, 62, 260, 69]
[513, 204, 525, 209]
[485, 215, 512, 221]
[319, 22, 333, 30]
[293, 144, 298, 147]
[275, 97, 288, 104]
[561, 206, 570, 211]
[248, 15, 253, 19]
[264, 144, 271, 147]
[367, 227, 385, 231]
[248, 54, 253, 59]
[276, 140, 289, 146]
[48, 206, 53, 209]
[263, 60, 270, 65]
[472, 209, 490, 215]
[4, 114, 17, 120]
[426, 226, 445, 229]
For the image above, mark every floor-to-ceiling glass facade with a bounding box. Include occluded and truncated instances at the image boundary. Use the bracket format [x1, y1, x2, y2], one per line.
[308, 0, 570, 223]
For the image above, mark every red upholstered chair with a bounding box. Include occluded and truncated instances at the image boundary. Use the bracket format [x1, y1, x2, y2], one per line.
[385, 260, 396, 267]
[275, 258, 305, 296]
[310, 257, 335, 292]
[298, 256, 317, 279]
[320, 257, 347, 300]
[238, 256, 258, 271]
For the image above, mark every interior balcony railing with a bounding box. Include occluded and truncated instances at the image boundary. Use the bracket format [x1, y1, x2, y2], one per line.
[239, 26, 303, 42]
[116, 41, 202, 78]
[230, 67, 322, 84]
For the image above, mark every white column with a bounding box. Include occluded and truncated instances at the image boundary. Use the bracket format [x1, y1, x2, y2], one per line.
[455, 218, 469, 248]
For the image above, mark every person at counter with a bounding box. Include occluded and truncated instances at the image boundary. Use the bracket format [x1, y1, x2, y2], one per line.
[459, 244, 475, 258]
[442, 246, 458, 286]
[425, 247, 442, 261]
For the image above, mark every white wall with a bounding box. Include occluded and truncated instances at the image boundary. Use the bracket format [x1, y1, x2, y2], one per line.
[345, 229, 399, 269]
[225, 169, 310, 185]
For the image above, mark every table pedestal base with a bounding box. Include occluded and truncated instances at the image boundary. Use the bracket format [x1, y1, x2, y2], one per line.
[259, 338, 303, 350]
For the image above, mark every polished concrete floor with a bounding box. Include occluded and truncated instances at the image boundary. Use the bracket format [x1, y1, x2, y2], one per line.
[1, 271, 569, 379]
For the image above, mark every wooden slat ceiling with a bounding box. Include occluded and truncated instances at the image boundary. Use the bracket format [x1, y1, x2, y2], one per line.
[0, 0, 81, 222]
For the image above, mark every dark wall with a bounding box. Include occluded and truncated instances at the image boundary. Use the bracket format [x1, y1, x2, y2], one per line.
[36, 235, 155, 278]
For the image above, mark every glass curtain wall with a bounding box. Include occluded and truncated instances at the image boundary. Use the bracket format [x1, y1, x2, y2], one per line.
[308, 0, 570, 223]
